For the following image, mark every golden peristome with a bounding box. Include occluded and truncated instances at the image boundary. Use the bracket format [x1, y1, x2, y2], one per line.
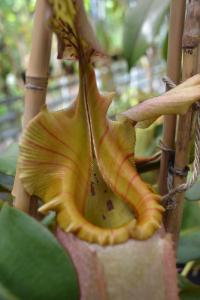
[19, 64, 164, 245]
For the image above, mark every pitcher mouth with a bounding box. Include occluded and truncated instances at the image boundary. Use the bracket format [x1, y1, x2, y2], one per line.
[37, 158, 137, 245]
[84, 159, 135, 229]
[36, 156, 163, 246]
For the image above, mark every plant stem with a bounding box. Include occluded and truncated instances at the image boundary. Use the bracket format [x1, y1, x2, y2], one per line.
[164, 0, 200, 247]
[159, 0, 186, 196]
[13, 0, 52, 212]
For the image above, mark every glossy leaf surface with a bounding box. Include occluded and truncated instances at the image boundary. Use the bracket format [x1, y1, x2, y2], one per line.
[0, 205, 79, 300]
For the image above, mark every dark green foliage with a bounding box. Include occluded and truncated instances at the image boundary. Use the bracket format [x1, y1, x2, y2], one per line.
[0, 205, 79, 300]
[179, 276, 200, 300]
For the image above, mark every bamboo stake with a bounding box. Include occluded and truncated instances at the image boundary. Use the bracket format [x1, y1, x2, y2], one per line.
[164, 0, 200, 247]
[13, 0, 52, 212]
[159, 0, 186, 196]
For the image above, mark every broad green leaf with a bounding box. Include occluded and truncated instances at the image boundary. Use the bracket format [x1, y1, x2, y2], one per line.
[0, 283, 19, 300]
[0, 205, 79, 300]
[177, 227, 200, 263]
[181, 200, 200, 230]
[0, 143, 18, 175]
[179, 275, 200, 300]
[123, 0, 169, 68]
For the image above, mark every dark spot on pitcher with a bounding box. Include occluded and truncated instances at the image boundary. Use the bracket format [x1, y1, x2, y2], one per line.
[107, 199, 114, 211]
[91, 182, 95, 196]
[102, 214, 106, 220]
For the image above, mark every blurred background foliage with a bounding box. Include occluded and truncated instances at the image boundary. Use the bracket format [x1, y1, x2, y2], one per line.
[0, 0, 169, 96]
[0, 0, 35, 95]
[0, 0, 200, 299]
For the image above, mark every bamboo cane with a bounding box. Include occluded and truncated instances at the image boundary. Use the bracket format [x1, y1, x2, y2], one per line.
[159, 0, 186, 196]
[164, 0, 200, 247]
[13, 0, 52, 212]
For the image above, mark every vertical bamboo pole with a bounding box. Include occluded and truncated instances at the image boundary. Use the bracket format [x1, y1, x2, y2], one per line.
[159, 0, 186, 196]
[13, 0, 52, 212]
[164, 0, 200, 247]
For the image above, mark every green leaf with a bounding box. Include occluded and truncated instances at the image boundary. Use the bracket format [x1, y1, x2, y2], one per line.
[177, 227, 200, 263]
[179, 275, 200, 300]
[185, 174, 200, 201]
[0, 283, 19, 300]
[0, 193, 12, 204]
[0, 172, 14, 192]
[181, 201, 200, 230]
[0, 200, 4, 209]
[178, 201, 200, 263]
[122, 0, 169, 68]
[162, 33, 168, 61]
[41, 211, 56, 228]
[0, 205, 79, 300]
[0, 144, 18, 176]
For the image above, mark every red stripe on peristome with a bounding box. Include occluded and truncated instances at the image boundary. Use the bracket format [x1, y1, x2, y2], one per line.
[133, 193, 162, 217]
[97, 124, 109, 151]
[138, 207, 163, 218]
[134, 192, 154, 211]
[124, 172, 139, 199]
[114, 152, 134, 186]
[138, 215, 162, 227]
